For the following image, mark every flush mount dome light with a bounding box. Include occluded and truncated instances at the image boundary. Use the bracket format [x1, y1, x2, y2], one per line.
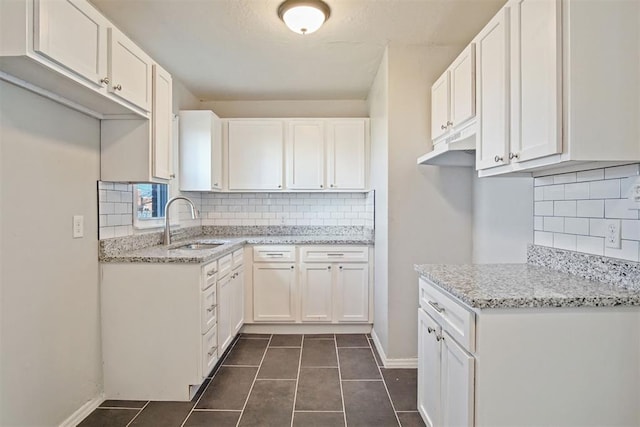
[278, 0, 331, 35]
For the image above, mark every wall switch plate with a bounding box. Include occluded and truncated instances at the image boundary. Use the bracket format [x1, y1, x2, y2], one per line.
[73, 215, 84, 238]
[605, 219, 621, 249]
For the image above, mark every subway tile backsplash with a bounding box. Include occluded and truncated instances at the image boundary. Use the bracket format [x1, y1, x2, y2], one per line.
[533, 164, 640, 261]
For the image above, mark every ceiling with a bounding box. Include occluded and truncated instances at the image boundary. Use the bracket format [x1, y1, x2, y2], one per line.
[89, 0, 505, 101]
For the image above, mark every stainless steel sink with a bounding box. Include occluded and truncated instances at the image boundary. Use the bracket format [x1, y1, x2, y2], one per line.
[172, 243, 224, 250]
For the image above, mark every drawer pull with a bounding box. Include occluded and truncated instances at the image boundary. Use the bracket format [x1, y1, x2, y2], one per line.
[327, 253, 344, 256]
[266, 253, 284, 257]
[207, 304, 217, 313]
[207, 270, 217, 277]
[207, 346, 218, 357]
[428, 301, 445, 313]
[427, 326, 435, 334]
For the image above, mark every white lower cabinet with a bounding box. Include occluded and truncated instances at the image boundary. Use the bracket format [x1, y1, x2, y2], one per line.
[253, 262, 297, 322]
[231, 249, 245, 336]
[418, 309, 441, 427]
[335, 263, 369, 322]
[216, 272, 233, 354]
[300, 263, 333, 322]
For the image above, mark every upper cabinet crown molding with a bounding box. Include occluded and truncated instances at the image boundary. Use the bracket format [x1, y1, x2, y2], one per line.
[0, 0, 161, 119]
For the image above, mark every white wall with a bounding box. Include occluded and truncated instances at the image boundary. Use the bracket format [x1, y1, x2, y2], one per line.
[369, 44, 474, 360]
[472, 175, 533, 263]
[199, 99, 368, 118]
[0, 81, 102, 426]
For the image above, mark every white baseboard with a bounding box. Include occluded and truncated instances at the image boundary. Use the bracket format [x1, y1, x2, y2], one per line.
[371, 329, 418, 369]
[241, 323, 373, 334]
[59, 394, 105, 427]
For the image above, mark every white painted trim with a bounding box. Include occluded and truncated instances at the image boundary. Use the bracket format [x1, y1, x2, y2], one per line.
[241, 323, 372, 335]
[371, 329, 418, 369]
[58, 394, 105, 427]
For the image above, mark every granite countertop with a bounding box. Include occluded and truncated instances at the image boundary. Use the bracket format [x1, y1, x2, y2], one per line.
[101, 234, 374, 264]
[415, 264, 640, 309]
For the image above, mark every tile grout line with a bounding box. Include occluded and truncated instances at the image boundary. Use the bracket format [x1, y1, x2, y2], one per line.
[234, 334, 273, 427]
[367, 336, 402, 427]
[289, 336, 304, 427]
[180, 334, 243, 427]
[124, 400, 149, 427]
[334, 335, 349, 427]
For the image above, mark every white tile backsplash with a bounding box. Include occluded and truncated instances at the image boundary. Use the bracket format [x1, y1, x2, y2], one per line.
[534, 164, 640, 261]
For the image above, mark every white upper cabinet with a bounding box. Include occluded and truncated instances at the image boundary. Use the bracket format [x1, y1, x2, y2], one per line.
[152, 64, 172, 180]
[327, 119, 367, 190]
[179, 110, 223, 191]
[475, 8, 510, 171]
[431, 72, 450, 141]
[228, 120, 284, 191]
[286, 120, 325, 190]
[107, 28, 153, 112]
[450, 45, 476, 130]
[509, 0, 561, 164]
[33, 0, 107, 87]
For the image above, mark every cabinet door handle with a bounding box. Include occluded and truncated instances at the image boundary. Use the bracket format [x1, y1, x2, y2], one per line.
[509, 152, 520, 160]
[328, 266, 332, 270]
[446, 121, 453, 127]
[207, 270, 217, 277]
[207, 346, 218, 357]
[436, 334, 444, 342]
[207, 304, 217, 313]
[113, 84, 122, 91]
[440, 124, 447, 130]
[427, 326, 435, 334]
[494, 155, 503, 163]
[100, 77, 110, 85]
[266, 253, 284, 257]
[428, 301, 445, 313]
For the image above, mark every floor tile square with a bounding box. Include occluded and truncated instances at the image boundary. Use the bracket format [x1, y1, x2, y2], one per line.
[196, 366, 257, 410]
[293, 412, 345, 427]
[342, 381, 399, 426]
[129, 401, 193, 426]
[77, 408, 139, 427]
[295, 368, 342, 411]
[398, 411, 427, 427]
[381, 369, 418, 411]
[336, 334, 369, 347]
[184, 411, 241, 427]
[99, 400, 147, 409]
[269, 334, 302, 347]
[301, 339, 338, 367]
[369, 339, 384, 367]
[223, 339, 268, 366]
[257, 347, 301, 379]
[238, 380, 296, 427]
[338, 348, 380, 379]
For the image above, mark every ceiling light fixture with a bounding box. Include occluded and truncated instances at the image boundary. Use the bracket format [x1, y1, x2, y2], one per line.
[278, 0, 331, 35]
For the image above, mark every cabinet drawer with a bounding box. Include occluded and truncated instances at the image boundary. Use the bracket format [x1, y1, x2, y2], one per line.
[218, 253, 233, 278]
[232, 248, 244, 269]
[419, 278, 475, 352]
[201, 285, 217, 334]
[202, 326, 218, 378]
[253, 246, 296, 263]
[202, 260, 218, 290]
[300, 246, 368, 263]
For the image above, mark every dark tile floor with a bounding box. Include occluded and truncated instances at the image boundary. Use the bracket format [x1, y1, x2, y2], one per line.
[79, 334, 425, 427]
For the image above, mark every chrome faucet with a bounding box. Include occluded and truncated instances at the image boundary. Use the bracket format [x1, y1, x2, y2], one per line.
[164, 196, 199, 245]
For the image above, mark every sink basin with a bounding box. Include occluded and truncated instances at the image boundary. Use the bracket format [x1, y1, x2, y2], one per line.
[172, 243, 224, 250]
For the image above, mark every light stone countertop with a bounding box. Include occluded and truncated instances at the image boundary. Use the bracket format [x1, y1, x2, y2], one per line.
[100, 235, 374, 264]
[415, 263, 640, 309]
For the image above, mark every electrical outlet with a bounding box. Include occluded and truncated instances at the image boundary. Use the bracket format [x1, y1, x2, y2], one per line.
[605, 219, 621, 249]
[73, 215, 84, 238]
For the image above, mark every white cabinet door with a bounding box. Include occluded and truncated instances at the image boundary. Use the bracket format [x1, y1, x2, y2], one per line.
[441, 331, 475, 427]
[228, 121, 284, 190]
[286, 120, 325, 190]
[300, 263, 333, 322]
[475, 8, 510, 170]
[107, 28, 153, 112]
[217, 274, 233, 355]
[152, 64, 172, 180]
[326, 120, 366, 190]
[510, 0, 562, 163]
[253, 263, 297, 322]
[418, 309, 441, 427]
[431, 72, 450, 141]
[179, 110, 222, 191]
[33, 0, 107, 87]
[450, 44, 476, 130]
[335, 263, 368, 322]
[232, 268, 244, 335]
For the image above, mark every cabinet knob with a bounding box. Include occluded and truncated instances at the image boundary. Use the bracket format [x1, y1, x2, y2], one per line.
[214, 183, 219, 187]
[509, 152, 520, 160]
[278, 185, 282, 189]
[290, 265, 294, 270]
[169, 173, 176, 178]
[446, 121, 453, 127]
[436, 334, 444, 342]
[100, 77, 110, 85]
[320, 185, 324, 188]
[440, 124, 447, 130]
[339, 266, 343, 270]
[113, 84, 122, 91]
[427, 326, 435, 334]
[494, 155, 503, 163]
[328, 266, 331, 270]
[330, 184, 335, 188]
